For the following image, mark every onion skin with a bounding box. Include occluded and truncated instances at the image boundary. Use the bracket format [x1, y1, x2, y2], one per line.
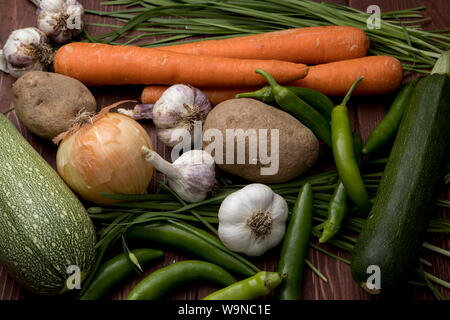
[56, 112, 154, 204]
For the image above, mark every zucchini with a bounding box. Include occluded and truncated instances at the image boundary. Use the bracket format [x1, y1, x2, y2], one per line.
[351, 65, 450, 293]
[0, 114, 96, 295]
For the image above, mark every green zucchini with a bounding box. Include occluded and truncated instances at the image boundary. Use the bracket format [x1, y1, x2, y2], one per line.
[351, 60, 450, 293]
[0, 114, 96, 295]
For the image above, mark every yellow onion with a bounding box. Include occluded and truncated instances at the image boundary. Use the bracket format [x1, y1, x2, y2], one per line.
[56, 104, 154, 204]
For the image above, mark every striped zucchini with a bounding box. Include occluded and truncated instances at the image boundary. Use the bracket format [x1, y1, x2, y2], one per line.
[0, 114, 96, 296]
[351, 65, 450, 292]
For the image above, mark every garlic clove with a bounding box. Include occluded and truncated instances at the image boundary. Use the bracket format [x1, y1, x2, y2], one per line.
[245, 184, 278, 212]
[218, 224, 253, 253]
[267, 193, 289, 222]
[217, 192, 254, 224]
[157, 126, 192, 148]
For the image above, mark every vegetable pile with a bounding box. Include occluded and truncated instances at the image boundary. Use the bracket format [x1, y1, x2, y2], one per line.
[0, 0, 449, 302]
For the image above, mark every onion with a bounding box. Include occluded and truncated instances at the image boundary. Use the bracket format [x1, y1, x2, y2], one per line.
[56, 103, 154, 205]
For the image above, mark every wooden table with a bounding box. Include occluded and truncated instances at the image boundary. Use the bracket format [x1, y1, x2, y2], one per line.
[0, 0, 448, 300]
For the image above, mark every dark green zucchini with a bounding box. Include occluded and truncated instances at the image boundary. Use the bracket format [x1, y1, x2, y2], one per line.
[351, 59, 450, 293]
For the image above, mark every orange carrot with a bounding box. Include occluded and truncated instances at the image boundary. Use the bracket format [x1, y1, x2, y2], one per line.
[156, 26, 369, 64]
[288, 55, 403, 96]
[53, 43, 308, 87]
[141, 56, 403, 105]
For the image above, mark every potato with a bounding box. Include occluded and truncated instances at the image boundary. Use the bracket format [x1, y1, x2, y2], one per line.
[13, 71, 97, 140]
[202, 98, 319, 183]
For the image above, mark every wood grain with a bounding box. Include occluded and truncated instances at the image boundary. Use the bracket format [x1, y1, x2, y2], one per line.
[0, 0, 448, 300]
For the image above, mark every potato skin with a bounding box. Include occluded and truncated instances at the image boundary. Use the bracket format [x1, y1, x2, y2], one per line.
[203, 98, 319, 183]
[13, 71, 97, 140]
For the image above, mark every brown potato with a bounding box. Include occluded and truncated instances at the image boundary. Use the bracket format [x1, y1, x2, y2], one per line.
[12, 71, 97, 140]
[202, 98, 319, 183]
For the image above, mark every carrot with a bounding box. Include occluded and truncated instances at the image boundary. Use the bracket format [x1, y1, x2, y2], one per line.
[141, 56, 403, 105]
[53, 43, 308, 87]
[156, 26, 369, 64]
[141, 86, 252, 106]
[288, 55, 403, 96]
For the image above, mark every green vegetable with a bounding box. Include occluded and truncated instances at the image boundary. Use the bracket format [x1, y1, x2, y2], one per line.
[236, 85, 334, 121]
[126, 221, 259, 276]
[203, 271, 283, 300]
[255, 68, 332, 147]
[351, 52, 450, 293]
[319, 181, 348, 244]
[126, 260, 236, 300]
[331, 77, 371, 212]
[79, 248, 164, 300]
[362, 79, 418, 154]
[277, 183, 313, 300]
[320, 133, 363, 243]
[0, 114, 96, 296]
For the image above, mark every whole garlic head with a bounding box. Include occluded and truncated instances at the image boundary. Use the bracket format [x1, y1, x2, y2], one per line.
[153, 84, 212, 147]
[0, 27, 53, 78]
[118, 85, 212, 148]
[218, 184, 288, 257]
[36, 0, 84, 43]
[142, 147, 216, 203]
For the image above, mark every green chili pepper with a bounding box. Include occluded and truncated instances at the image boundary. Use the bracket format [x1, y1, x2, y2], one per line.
[320, 131, 364, 244]
[236, 85, 334, 121]
[255, 69, 332, 147]
[331, 77, 371, 212]
[126, 260, 236, 300]
[277, 183, 313, 300]
[203, 271, 283, 300]
[319, 181, 348, 244]
[362, 79, 418, 155]
[79, 248, 163, 300]
[126, 221, 259, 277]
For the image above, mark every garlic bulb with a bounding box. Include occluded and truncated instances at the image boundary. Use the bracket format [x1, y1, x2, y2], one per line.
[218, 184, 288, 257]
[0, 27, 53, 78]
[142, 147, 216, 203]
[34, 0, 84, 43]
[56, 108, 154, 205]
[119, 84, 211, 147]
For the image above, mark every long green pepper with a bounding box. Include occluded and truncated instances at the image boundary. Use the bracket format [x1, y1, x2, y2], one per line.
[277, 183, 313, 300]
[79, 248, 164, 300]
[126, 221, 260, 276]
[255, 69, 332, 147]
[203, 271, 283, 300]
[126, 260, 236, 300]
[362, 79, 418, 154]
[236, 85, 335, 121]
[331, 77, 371, 212]
[320, 133, 363, 243]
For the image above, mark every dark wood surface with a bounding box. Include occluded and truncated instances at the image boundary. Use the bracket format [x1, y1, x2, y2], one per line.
[0, 0, 448, 300]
